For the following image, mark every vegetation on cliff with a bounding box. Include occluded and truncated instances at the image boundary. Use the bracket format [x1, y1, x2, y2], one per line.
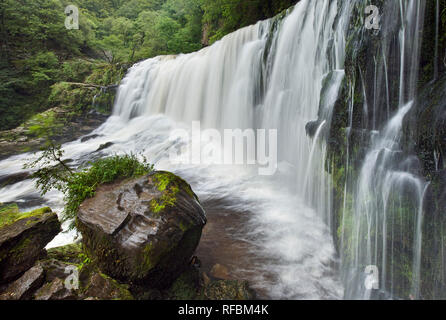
[324, 0, 446, 299]
[0, 0, 298, 131]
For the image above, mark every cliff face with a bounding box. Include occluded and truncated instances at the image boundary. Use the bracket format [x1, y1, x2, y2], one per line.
[326, 0, 446, 299]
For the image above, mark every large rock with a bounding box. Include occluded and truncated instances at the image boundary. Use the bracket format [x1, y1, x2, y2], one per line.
[34, 277, 78, 300]
[81, 271, 133, 300]
[0, 205, 61, 284]
[77, 171, 207, 289]
[202, 280, 256, 300]
[46, 243, 83, 264]
[0, 264, 45, 300]
[203, 280, 256, 300]
[32, 258, 133, 300]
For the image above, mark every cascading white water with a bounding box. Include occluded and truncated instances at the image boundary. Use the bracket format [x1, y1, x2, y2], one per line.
[344, 102, 427, 299]
[1, 0, 434, 301]
[0, 0, 358, 299]
[341, 0, 428, 300]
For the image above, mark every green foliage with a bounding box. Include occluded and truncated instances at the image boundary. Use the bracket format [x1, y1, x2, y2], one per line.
[25, 144, 154, 227]
[0, 204, 52, 229]
[78, 252, 92, 270]
[1, 0, 297, 131]
[63, 154, 154, 223]
[27, 110, 62, 139]
[149, 171, 197, 214]
[200, 0, 297, 44]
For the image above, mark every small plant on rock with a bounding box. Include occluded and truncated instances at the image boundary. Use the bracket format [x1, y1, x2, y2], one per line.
[25, 142, 154, 228]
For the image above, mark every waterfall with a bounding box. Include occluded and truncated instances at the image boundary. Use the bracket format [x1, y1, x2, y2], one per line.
[0, 0, 355, 299]
[0, 0, 437, 300]
[340, 0, 428, 299]
[110, 0, 353, 298]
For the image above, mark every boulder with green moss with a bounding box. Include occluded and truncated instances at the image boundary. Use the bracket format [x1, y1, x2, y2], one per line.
[46, 243, 83, 264]
[80, 271, 134, 300]
[166, 266, 201, 300]
[34, 277, 78, 300]
[201, 280, 256, 300]
[0, 205, 61, 284]
[77, 171, 207, 289]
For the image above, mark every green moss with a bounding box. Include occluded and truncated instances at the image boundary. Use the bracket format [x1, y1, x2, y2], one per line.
[167, 267, 199, 300]
[149, 172, 198, 214]
[141, 243, 155, 272]
[179, 221, 191, 233]
[0, 203, 19, 216]
[10, 237, 32, 258]
[80, 268, 134, 300]
[97, 272, 134, 301]
[201, 280, 255, 300]
[47, 243, 83, 264]
[0, 205, 51, 229]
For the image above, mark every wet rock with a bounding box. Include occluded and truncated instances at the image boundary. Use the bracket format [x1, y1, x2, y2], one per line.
[411, 73, 446, 176]
[82, 272, 133, 300]
[34, 277, 78, 300]
[210, 264, 231, 280]
[305, 120, 323, 138]
[81, 134, 100, 143]
[77, 171, 207, 289]
[46, 243, 83, 264]
[166, 266, 200, 300]
[203, 280, 256, 300]
[0, 172, 31, 187]
[0, 264, 45, 300]
[0, 206, 61, 284]
[95, 142, 114, 152]
[134, 288, 163, 300]
[0, 108, 108, 161]
[40, 259, 78, 283]
[35, 259, 132, 300]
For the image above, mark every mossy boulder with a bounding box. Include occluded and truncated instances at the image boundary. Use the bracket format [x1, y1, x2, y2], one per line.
[81, 271, 134, 300]
[34, 277, 78, 300]
[165, 267, 256, 301]
[0, 205, 61, 284]
[166, 266, 201, 300]
[77, 171, 207, 289]
[202, 280, 255, 300]
[46, 243, 83, 265]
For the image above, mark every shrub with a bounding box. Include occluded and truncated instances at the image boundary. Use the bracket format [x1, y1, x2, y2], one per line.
[25, 144, 154, 228]
[63, 154, 154, 223]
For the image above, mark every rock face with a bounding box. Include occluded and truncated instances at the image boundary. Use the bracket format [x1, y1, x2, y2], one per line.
[46, 243, 83, 264]
[81, 271, 133, 300]
[203, 280, 255, 300]
[34, 277, 78, 300]
[0, 264, 45, 300]
[0, 205, 61, 284]
[0, 173, 254, 300]
[77, 171, 207, 289]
